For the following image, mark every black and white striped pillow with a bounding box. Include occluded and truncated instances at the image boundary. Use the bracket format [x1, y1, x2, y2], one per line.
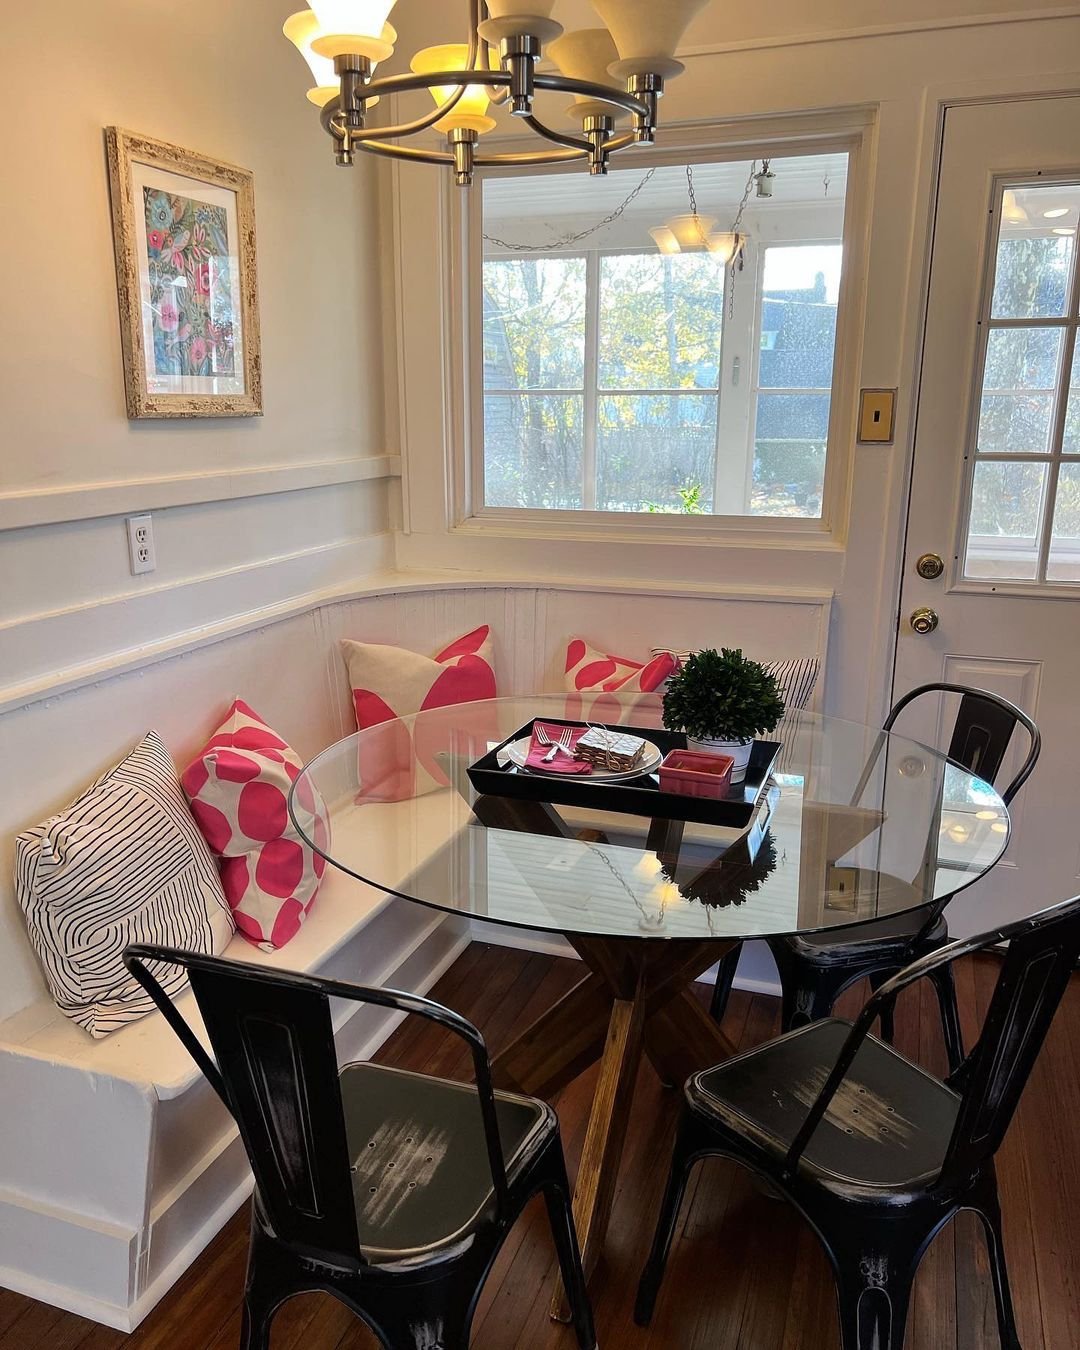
[15, 731, 235, 1038]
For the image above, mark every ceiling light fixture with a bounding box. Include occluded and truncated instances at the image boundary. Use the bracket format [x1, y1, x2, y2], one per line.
[1044, 207, 1070, 219]
[283, 0, 711, 186]
[650, 162, 757, 265]
[1053, 227, 1076, 236]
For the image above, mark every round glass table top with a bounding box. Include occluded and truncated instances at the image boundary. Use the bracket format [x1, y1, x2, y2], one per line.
[288, 695, 1008, 943]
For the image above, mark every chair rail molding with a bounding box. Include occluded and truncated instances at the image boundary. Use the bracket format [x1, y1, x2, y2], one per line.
[0, 454, 401, 531]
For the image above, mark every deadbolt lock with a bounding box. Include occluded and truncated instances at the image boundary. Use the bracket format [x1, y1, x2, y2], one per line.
[915, 552, 945, 580]
[910, 607, 939, 635]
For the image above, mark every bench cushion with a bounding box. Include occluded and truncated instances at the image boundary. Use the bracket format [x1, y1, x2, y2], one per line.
[14, 731, 234, 1039]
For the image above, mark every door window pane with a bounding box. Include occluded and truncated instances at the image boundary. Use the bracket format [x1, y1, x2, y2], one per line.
[597, 395, 716, 512]
[1048, 463, 1080, 580]
[752, 393, 830, 516]
[964, 461, 1047, 580]
[758, 246, 842, 388]
[990, 184, 1077, 319]
[598, 253, 723, 390]
[1065, 344, 1080, 454]
[483, 258, 586, 389]
[484, 395, 583, 508]
[977, 327, 1064, 454]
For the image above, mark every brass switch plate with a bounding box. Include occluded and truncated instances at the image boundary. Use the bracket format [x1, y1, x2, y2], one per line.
[857, 388, 897, 443]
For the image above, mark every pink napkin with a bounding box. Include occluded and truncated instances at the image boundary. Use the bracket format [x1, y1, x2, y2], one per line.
[525, 722, 592, 774]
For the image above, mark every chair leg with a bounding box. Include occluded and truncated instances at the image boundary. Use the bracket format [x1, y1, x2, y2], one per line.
[832, 1247, 919, 1350]
[868, 970, 898, 1044]
[239, 1227, 285, 1350]
[635, 1111, 701, 1326]
[709, 944, 742, 1024]
[358, 1277, 476, 1350]
[543, 1161, 597, 1350]
[930, 962, 966, 1074]
[975, 1189, 1023, 1350]
[774, 957, 846, 1033]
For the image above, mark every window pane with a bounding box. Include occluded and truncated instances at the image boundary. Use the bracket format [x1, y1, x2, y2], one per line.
[758, 245, 842, 389]
[990, 184, 1077, 319]
[1065, 343, 1080, 454]
[752, 393, 830, 517]
[598, 253, 723, 390]
[977, 327, 1064, 454]
[483, 257, 586, 389]
[964, 460, 1047, 580]
[484, 395, 583, 508]
[597, 395, 716, 512]
[1048, 462, 1080, 581]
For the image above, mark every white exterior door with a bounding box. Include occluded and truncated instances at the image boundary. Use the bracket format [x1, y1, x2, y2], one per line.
[895, 95, 1080, 932]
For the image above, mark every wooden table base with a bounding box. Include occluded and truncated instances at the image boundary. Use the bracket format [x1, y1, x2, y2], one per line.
[490, 933, 736, 1319]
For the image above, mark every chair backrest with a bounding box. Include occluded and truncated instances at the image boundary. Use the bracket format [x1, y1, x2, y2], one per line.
[124, 945, 508, 1270]
[883, 681, 1040, 805]
[940, 895, 1080, 1186]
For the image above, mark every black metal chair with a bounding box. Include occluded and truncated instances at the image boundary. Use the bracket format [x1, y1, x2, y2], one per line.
[637, 894, 1080, 1349]
[710, 683, 1041, 1071]
[123, 946, 596, 1350]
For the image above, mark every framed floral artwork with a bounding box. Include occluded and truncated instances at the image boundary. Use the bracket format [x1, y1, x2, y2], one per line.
[106, 128, 262, 418]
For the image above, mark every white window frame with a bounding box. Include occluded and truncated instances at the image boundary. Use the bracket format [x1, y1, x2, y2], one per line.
[449, 120, 871, 549]
[952, 170, 1080, 595]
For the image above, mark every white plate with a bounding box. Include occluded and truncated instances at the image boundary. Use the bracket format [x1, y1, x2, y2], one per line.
[504, 734, 664, 780]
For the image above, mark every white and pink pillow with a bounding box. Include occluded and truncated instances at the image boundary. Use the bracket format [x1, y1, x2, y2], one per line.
[563, 637, 677, 724]
[182, 701, 329, 951]
[340, 625, 498, 801]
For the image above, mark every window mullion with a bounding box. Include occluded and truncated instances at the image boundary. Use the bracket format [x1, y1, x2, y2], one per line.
[581, 251, 601, 511]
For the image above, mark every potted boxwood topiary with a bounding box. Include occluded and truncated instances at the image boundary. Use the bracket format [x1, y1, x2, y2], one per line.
[662, 647, 785, 782]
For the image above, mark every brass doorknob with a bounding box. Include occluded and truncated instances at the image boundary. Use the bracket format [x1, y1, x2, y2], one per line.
[910, 607, 939, 635]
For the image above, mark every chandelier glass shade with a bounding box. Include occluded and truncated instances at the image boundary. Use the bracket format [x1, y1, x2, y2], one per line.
[282, 0, 710, 184]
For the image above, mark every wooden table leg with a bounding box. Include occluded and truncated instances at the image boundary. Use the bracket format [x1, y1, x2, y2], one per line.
[550, 985, 646, 1320]
[490, 971, 612, 1097]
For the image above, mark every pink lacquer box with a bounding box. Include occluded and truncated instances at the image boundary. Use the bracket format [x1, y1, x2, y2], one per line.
[658, 748, 735, 798]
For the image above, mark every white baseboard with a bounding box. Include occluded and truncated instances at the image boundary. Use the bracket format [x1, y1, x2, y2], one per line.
[467, 920, 782, 997]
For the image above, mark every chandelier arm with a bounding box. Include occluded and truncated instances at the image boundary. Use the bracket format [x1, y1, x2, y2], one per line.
[474, 146, 588, 166]
[520, 115, 591, 154]
[324, 0, 484, 146]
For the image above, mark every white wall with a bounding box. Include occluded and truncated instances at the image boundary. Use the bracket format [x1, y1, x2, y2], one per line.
[386, 2, 1080, 727]
[0, 0, 398, 711]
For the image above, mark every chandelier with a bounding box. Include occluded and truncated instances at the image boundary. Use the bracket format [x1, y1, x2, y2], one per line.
[282, 0, 711, 186]
[649, 163, 771, 265]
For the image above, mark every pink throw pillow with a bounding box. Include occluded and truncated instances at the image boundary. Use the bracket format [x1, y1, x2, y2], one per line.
[340, 625, 498, 801]
[563, 637, 677, 724]
[182, 700, 329, 951]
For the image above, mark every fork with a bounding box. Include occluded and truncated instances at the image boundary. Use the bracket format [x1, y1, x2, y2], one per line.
[535, 724, 575, 763]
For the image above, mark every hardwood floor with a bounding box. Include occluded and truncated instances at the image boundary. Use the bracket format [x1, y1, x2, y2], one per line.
[3, 942, 1079, 1349]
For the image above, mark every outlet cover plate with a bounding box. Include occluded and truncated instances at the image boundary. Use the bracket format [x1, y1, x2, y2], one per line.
[858, 388, 897, 443]
[126, 514, 156, 575]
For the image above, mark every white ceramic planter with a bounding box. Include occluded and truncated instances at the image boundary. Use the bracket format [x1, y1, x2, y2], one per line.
[686, 735, 753, 782]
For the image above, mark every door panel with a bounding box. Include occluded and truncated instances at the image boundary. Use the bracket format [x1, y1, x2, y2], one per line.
[896, 96, 1080, 933]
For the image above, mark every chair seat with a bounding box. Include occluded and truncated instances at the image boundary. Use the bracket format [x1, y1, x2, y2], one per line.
[339, 1062, 550, 1258]
[780, 911, 948, 963]
[690, 1019, 960, 1189]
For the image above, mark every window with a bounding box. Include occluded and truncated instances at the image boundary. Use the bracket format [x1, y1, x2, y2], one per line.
[478, 153, 849, 520]
[963, 181, 1080, 583]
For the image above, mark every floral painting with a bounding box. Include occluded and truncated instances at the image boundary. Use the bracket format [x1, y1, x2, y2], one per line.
[106, 128, 261, 417]
[144, 188, 235, 378]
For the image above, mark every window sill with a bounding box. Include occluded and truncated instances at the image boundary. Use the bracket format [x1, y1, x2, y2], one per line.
[454, 509, 845, 551]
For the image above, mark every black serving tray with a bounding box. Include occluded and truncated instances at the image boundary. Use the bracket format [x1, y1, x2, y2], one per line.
[466, 718, 781, 828]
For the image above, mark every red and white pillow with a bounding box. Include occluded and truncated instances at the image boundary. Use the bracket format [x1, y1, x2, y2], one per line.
[563, 637, 677, 724]
[182, 701, 329, 951]
[341, 625, 498, 801]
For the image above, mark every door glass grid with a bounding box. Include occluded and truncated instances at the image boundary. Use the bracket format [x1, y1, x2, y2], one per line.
[963, 181, 1080, 583]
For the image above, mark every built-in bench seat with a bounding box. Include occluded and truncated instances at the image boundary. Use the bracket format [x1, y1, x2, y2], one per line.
[0, 574, 829, 1330]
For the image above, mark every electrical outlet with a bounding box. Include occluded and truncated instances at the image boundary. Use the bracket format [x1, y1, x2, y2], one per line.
[126, 514, 156, 575]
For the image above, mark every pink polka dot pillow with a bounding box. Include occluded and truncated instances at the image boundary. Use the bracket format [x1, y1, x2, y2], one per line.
[181, 700, 329, 951]
[340, 625, 498, 802]
[563, 637, 677, 723]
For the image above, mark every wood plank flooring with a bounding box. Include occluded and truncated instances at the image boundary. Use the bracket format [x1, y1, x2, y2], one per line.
[3, 943, 1078, 1349]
